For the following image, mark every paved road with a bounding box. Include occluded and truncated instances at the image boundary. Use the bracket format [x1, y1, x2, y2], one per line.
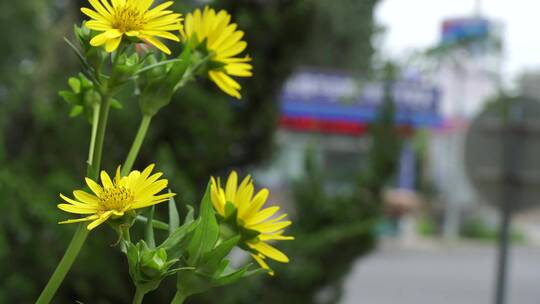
[342, 241, 540, 304]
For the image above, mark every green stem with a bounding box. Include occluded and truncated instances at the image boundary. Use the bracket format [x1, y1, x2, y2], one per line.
[36, 225, 89, 304]
[171, 291, 189, 304]
[132, 288, 146, 304]
[89, 95, 112, 180]
[122, 115, 152, 175]
[37, 89, 114, 304]
[87, 103, 101, 172]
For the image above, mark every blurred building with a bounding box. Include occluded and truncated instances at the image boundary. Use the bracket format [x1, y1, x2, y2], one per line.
[255, 67, 441, 206]
[426, 17, 503, 238]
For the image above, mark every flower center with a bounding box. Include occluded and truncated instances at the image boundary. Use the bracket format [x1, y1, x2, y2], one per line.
[112, 5, 145, 32]
[99, 186, 134, 211]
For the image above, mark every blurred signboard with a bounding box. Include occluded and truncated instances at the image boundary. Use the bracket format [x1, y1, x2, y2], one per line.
[279, 68, 441, 135]
[441, 18, 491, 45]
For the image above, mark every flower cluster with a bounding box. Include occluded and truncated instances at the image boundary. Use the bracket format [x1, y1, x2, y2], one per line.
[37, 1, 293, 304]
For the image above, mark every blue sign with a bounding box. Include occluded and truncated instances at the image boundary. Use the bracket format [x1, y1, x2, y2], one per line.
[280, 69, 441, 127]
[441, 18, 491, 46]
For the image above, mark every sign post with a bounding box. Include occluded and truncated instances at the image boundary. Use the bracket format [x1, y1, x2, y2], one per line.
[465, 97, 540, 304]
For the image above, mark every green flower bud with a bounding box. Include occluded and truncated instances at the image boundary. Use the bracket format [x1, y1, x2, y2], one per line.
[140, 248, 168, 279]
[59, 73, 101, 122]
[126, 240, 179, 293]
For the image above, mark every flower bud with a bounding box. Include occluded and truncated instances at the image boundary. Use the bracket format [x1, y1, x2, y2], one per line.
[126, 240, 179, 293]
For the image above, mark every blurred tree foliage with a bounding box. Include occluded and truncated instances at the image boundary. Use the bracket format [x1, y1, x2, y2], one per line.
[0, 0, 384, 303]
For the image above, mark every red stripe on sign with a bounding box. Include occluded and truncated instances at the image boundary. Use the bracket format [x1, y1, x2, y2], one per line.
[280, 116, 368, 136]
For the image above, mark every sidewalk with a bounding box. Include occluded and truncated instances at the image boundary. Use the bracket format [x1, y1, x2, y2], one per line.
[342, 240, 540, 304]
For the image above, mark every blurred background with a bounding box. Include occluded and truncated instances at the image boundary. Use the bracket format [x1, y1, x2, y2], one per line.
[1, 0, 540, 303]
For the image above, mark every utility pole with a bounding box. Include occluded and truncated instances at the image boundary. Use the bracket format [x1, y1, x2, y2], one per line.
[475, 0, 483, 17]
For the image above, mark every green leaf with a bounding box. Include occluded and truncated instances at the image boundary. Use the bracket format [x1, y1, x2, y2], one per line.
[63, 37, 92, 74]
[78, 73, 93, 90]
[126, 241, 139, 270]
[187, 182, 219, 265]
[224, 201, 237, 219]
[69, 105, 83, 118]
[68, 77, 81, 93]
[145, 205, 156, 248]
[135, 215, 169, 231]
[213, 264, 252, 286]
[165, 46, 192, 87]
[168, 191, 179, 236]
[184, 204, 195, 224]
[159, 220, 198, 260]
[110, 98, 123, 109]
[201, 236, 240, 274]
[59, 91, 79, 105]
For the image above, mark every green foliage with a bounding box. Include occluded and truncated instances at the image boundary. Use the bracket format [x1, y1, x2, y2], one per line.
[461, 217, 525, 244]
[0, 0, 383, 303]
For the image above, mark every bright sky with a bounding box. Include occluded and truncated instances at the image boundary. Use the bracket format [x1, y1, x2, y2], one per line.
[376, 0, 540, 84]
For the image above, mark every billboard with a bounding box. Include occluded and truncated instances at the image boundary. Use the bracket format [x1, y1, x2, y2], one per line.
[441, 18, 491, 46]
[279, 68, 441, 135]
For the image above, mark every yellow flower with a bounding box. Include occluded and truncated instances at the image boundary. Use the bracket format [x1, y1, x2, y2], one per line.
[58, 164, 175, 230]
[81, 0, 183, 54]
[211, 171, 293, 275]
[182, 7, 253, 99]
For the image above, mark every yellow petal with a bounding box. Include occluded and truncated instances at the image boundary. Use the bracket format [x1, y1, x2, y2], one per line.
[73, 190, 99, 205]
[89, 32, 110, 46]
[139, 30, 180, 41]
[248, 241, 289, 263]
[244, 206, 280, 226]
[225, 171, 238, 203]
[249, 219, 291, 233]
[89, 0, 113, 20]
[243, 188, 269, 218]
[236, 182, 254, 218]
[210, 23, 238, 50]
[141, 35, 171, 54]
[259, 233, 295, 241]
[225, 63, 253, 77]
[57, 203, 98, 214]
[144, 1, 174, 19]
[81, 8, 109, 23]
[210, 177, 225, 215]
[114, 166, 122, 183]
[100, 170, 114, 188]
[104, 29, 123, 38]
[85, 177, 104, 195]
[218, 41, 247, 59]
[99, 0, 115, 15]
[85, 20, 112, 31]
[250, 254, 274, 276]
[59, 214, 100, 225]
[105, 37, 121, 52]
[136, 179, 168, 197]
[87, 211, 113, 230]
[209, 71, 241, 99]
[214, 30, 244, 54]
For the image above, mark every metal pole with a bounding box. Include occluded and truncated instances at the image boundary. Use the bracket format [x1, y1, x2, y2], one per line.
[494, 204, 511, 304]
[494, 102, 519, 304]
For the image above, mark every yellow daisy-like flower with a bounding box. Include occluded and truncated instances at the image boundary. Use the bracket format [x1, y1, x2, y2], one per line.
[81, 0, 183, 54]
[182, 7, 253, 99]
[58, 164, 175, 230]
[210, 171, 293, 275]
